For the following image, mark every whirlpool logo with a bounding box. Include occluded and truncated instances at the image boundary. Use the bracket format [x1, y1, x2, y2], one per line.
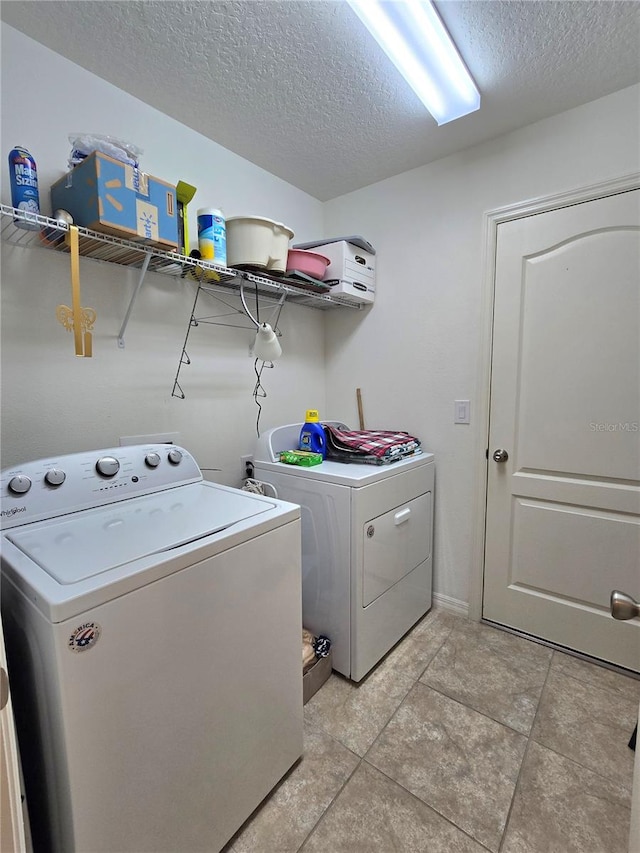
[1, 505, 26, 518]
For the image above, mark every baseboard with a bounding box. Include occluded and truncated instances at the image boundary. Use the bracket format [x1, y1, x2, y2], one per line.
[432, 592, 469, 618]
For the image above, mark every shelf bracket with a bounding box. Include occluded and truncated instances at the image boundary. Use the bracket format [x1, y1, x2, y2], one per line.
[117, 251, 152, 348]
[194, 279, 286, 334]
[170, 281, 288, 400]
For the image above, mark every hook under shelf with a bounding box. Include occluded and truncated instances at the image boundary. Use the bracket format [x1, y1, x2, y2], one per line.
[170, 282, 288, 400]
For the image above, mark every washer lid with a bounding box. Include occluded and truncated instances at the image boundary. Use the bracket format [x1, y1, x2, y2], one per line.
[5, 482, 271, 584]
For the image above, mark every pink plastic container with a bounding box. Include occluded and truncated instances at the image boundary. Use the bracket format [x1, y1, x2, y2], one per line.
[286, 248, 331, 280]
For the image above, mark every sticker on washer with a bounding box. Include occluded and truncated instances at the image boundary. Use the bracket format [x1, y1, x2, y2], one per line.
[68, 622, 101, 653]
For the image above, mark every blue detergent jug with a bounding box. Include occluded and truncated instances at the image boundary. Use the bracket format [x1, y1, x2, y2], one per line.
[299, 410, 326, 458]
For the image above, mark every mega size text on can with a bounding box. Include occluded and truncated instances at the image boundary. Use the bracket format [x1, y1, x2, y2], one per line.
[8, 146, 40, 230]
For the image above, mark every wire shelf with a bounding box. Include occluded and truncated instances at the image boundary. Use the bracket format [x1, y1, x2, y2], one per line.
[0, 205, 360, 309]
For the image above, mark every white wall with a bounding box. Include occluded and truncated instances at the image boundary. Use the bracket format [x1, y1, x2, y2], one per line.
[0, 24, 327, 481]
[323, 83, 640, 606]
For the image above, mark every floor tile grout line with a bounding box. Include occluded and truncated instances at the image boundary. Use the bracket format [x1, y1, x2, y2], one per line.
[306, 615, 629, 850]
[497, 645, 555, 853]
[358, 622, 546, 849]
[417, 619, 555, 734]
[232, 717, 361, 853]
[307, 666, 417, 756]
[416, 678, 543, 738]
[550, 659, 640, 704]
[295, 754, 364, 853]
[359, 676, 427, 765]
[410, 623, 457, 682]
[359, 755, 495, 852]
[382, 612, 457, 683]
[233, 613, 636, 852]
[362, 678, 527, 853]
[530, 651, 637, 794]
[529, 742, 635, 800]
[305, 618, 458, 764]
[487, 621, 640, 684]
[529, 739, 636, 805]
[419, 623, 637, 744]
[296, 622, 451, 852]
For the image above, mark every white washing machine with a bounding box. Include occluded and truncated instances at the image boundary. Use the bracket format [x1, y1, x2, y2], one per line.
[0, 444, 303, 853]
[254, 423, 434, 682]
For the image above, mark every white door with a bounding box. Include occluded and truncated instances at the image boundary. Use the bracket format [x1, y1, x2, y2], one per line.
[483, 188, 640, 672]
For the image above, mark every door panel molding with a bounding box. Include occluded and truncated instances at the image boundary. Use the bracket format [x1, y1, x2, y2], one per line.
[468, 172, 640, 622]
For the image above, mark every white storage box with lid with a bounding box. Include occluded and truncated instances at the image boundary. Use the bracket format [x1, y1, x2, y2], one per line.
[226, 216, 294, 273]
[320, 241, 376, 304]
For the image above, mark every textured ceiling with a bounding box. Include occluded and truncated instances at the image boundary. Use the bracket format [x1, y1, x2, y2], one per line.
[2, 0, 639, 201]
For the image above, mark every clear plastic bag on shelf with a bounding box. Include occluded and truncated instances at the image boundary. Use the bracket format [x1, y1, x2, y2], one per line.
[68, 133, 143, 169]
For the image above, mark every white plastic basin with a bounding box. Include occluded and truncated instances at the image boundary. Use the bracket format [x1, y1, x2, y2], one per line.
[226, 216, 294, 273]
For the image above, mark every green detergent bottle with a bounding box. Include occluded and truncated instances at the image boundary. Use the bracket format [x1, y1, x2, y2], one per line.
[299, 409, 326, 458]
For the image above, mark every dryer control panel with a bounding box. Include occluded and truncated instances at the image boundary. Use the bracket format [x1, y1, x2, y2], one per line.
[0, 444, 202, 529]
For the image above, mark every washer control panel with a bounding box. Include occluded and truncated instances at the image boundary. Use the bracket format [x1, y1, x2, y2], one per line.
[44, 468, 66, 487]
[96, 456, 120, 478]
[0, 445, 202, 529]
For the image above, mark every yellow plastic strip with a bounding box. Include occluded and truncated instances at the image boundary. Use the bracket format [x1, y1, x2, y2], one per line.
[69, 225, 84, 356]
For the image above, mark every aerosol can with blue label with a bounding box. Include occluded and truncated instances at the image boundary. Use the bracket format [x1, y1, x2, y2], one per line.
[8, 146, 40, 230]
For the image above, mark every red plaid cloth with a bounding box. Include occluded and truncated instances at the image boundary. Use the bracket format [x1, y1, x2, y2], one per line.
[324, 425, 421, 460]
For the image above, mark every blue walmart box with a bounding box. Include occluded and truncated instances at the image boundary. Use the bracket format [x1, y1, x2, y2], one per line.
[50, 151, 178, 250]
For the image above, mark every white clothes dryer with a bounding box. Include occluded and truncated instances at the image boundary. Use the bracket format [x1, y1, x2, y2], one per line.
[254, 423, 434, 682]
[0, 444, 303, 853]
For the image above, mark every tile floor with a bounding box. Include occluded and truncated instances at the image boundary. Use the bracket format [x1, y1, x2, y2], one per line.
[225, 610, 639, 853]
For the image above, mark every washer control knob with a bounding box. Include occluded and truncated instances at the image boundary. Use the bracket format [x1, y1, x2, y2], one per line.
[44, 468, 66, 487]
[96, 456, 120, 477]
[145, 452, 161, 468]
[167, 448, 183, 465]
[8, 474, 31, 495]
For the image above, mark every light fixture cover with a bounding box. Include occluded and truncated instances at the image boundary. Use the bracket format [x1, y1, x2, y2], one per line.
[254, 323, 282, 362]
[348, 0, 480, 125]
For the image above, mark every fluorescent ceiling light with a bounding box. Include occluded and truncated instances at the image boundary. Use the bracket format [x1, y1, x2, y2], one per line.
[348, 0, 480, 125]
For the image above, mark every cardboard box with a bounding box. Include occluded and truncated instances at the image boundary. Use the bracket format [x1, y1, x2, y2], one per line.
[318, 240, 376, 304]
[327, 279, 375, 305]
[303, 651, 332, 704]
[50, 152, 178, 250]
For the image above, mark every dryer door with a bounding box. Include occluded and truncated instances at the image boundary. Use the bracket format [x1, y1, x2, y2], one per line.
[362, 492, 432, 607]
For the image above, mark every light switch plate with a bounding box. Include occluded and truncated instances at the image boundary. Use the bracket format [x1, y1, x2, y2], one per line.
[454, 400, 470, 424]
